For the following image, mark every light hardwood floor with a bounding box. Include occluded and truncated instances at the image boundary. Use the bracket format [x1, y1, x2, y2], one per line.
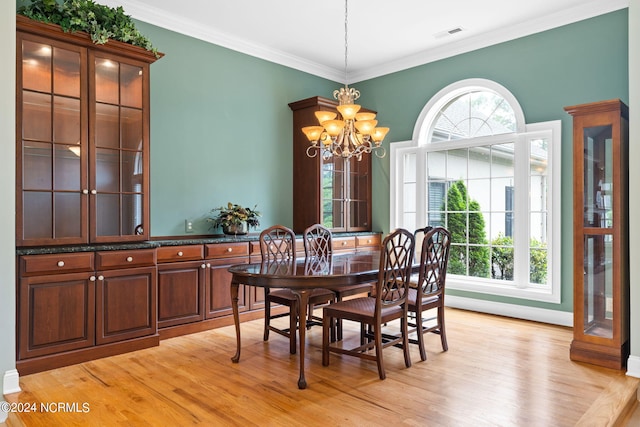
[3, 308, 639, 426]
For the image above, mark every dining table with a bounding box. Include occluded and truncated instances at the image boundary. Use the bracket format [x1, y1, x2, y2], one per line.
[228, 251, 385, 389]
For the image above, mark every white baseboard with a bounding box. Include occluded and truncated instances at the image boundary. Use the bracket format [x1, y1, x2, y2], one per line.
[3, 369, 21, 395]
[446, 295, 573, 327]
[626, 355, 640, 379]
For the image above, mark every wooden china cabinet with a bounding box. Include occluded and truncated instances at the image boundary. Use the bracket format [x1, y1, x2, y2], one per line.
[15, 16, 162, 375]
[16, 15, 159, 246]
[288, 96, 372, 234]
[565, 99, 629, 369]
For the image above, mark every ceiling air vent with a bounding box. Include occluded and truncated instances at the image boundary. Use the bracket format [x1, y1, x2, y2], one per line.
[433, 27, 465, 39]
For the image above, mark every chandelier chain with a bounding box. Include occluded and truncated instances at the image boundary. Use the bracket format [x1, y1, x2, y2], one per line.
[344, 0, 348, 86]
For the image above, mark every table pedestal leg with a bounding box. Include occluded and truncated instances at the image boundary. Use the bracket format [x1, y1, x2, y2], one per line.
[231, 280, 241, 363]
[293, 290, 310, 389]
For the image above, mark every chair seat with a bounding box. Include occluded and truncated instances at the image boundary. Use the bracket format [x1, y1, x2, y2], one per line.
[407, 287, 441, 309]
[323, 296, 404, 324]
[333, 283, 374, 298]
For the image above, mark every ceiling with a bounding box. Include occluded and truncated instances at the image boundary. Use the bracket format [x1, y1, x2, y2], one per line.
[102, 0, 627, 83]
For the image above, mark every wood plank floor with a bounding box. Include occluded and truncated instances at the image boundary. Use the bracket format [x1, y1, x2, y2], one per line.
[3, 308, 639, 426]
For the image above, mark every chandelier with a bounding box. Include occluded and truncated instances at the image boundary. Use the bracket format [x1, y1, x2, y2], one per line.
[301, 0, 388, 161]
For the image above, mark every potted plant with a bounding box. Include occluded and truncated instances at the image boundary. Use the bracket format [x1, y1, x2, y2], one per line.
[17, 0, 158, 56]
[209, 202, 261, 235]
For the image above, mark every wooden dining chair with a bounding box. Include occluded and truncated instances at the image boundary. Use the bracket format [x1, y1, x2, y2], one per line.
[260, 225, 335, 354]
[322, 228, 415, 380]
[407, 226, 451, 361]
[304, 223, 375, 341]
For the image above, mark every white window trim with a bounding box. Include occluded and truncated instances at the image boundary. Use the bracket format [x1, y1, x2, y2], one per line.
[390, 79, 561, 303]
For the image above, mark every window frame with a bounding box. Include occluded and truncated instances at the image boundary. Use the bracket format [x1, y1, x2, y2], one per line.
[390, 79, 561, 303]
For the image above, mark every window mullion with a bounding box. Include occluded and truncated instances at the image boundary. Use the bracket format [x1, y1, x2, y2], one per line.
[417, 146, 427, 228]
[513, 134, 529, 288]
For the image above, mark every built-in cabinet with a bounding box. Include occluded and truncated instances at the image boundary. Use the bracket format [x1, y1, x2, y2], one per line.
[289, 96, 372, 234]
[17, 248, 158, 372]
[16, 16, 159, 246]
[565, 99, 629, 369]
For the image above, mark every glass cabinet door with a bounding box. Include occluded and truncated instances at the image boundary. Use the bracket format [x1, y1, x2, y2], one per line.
[18, 36, 87, 245]
[348, 155, 370, 230]
[321, 157, 345, 230]
[91, 54, 147, 241]
[581, 125, 614, 339]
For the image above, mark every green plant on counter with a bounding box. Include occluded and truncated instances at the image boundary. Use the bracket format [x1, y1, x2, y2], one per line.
[208, 203, 261, 230]
[18, 0, 158, 56]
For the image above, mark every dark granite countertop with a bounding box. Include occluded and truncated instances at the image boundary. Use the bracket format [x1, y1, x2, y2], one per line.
[16, 231, 382, 255]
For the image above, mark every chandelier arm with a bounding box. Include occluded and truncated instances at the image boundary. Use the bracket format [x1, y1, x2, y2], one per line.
[306, 145, 319, 158]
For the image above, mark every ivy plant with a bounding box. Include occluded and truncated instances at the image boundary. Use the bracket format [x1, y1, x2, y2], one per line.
[18, 0, 158, 56]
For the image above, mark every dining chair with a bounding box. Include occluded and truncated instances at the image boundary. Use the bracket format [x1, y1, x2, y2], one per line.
[260, 225, 335, 354]
[407, 226, 451, 361]
[322, 228, 415, 380]
[303, 223, 375, 341]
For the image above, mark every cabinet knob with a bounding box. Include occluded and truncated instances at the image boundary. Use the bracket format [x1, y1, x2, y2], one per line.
[177, 251, 183, 257]
[57, 261, 65, 267]
[227, 247, 233, 253]
[201, 263, 206, 269]
[89, 275, 96, 281]
[367, 239, 371, 243]
[91, 189, 97, 195]
[342, 241, 347, 246]
[206, 263, 211, 268]
[126, 256, 133, 262]
[98, 275, 104, 281]
[82, 189, 89, 195]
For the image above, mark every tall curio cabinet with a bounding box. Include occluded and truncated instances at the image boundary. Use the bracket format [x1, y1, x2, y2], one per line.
[288, 96, 372, 234]
[565, 99, 629, 369]
[16, 16, 160, 246]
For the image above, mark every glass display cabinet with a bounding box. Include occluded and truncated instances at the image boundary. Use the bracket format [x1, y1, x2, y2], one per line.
[16, 16, 160, 246]
[565, 99, 629, 369]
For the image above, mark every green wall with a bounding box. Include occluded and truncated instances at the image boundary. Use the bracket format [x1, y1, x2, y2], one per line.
[356, 9, 629, 311]
[134, 22, 337, 236]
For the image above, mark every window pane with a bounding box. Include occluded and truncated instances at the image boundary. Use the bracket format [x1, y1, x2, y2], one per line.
[122, 107, 142, 150]
[53, 47, 80, 98]
[492, 234, 514, 281]
[53, 96, 80, 143]
[95, 58, 119, 104]
[468, 146, 491, 178]
[491, 143, 514, 177]
[22, 40, 51, 93]
[23, 91, 51, 141]
[427, 151, 446, 178]
[447, 149, 467, 181]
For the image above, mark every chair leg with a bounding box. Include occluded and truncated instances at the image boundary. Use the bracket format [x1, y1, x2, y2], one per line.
[374, 324, 385, 380]
[322, 313, 331, 366]
[416, 310, 427, 362]
[438, 306, 448, 351]
[307, 303, 314, 329]
[263, 300, 271, 341]
[401, 315, 412, 369]
[289, 301, 298, 355]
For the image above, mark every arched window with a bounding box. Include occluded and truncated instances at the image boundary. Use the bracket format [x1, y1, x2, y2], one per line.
[390, 79, 561, 303]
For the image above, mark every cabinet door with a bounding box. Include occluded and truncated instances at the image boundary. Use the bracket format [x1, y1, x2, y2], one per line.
[89, 51, 150, 242]
[157, 260, 206, 328]
[96, 266, 157, 344]
[205, 256, 249, 319]
[347, 155, 372, 231]
[19, 272, 95, 359]
[17, 32, 89, 246]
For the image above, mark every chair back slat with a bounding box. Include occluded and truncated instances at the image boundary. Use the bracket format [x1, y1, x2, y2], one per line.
[303, 224, 333, 259]
[417, 226, 451, 296]
[377, 228, 415, 308]
[259, 225, 296, 262]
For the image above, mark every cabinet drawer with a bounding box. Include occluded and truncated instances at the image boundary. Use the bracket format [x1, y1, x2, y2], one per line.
[20, 252, 95, 276]
[205, 242, 250, 259]
[357, 234, 381, 249]
[333, 236, 357, 251]
[157, 245, 204, 263]
[96, 249, 157, 270]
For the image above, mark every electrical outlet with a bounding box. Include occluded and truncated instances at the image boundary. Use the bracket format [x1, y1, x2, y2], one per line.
[185, 219, 194, 233]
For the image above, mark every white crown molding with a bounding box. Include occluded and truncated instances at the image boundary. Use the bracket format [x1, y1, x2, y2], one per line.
[100, 0, 344, 82]
[350, 0, 629, 82]
[102, 0, 627, 83]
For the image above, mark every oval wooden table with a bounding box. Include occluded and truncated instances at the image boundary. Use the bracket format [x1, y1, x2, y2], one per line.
[228, 252, 383, 389]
